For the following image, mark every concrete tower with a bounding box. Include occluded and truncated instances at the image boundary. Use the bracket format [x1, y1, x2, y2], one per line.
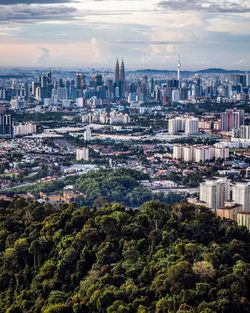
[177, 56, 181, 88]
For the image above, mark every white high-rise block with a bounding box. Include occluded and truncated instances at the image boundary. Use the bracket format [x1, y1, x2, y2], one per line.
[233, 183, 250, 212]
[76, 147, 89, 161]
[199, 178, 230, 210]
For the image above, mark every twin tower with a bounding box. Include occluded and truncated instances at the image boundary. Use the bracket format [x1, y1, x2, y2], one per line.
[114, 59, 125, 85]
[114, 59, 125, 97]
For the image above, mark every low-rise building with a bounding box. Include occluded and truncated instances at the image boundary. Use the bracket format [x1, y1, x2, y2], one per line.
[216, 201, 242, 221]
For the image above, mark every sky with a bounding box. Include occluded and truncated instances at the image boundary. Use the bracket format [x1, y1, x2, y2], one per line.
[0, 0, 249, 70]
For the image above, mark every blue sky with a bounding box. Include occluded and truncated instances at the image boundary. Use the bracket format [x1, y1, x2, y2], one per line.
[0, 0, 249, 69]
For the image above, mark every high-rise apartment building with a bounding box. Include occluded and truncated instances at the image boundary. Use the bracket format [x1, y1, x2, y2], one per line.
[84, 128, 92, 141]
[168, 117, 186, 134]
[173, 144, 183, 160]
[76, 147, 89, 161]
[220, 109, 244, 131]
[185, 117, 199, 135]
[237, 212, 250, 231]
[173, 145, 229, 162]
[199, 178, 230, 210]
[13, 122, 36, 137]
[0, 113, 13, 138]
[183, 145, 193, 162]
[232, 182, 250, 212]
[240, 125, 250, 139]
[168, 116, 198, 135]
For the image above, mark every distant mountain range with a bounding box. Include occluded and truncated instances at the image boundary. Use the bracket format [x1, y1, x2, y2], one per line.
[131, 68, 246, 74]
[0, 67, 247, 76]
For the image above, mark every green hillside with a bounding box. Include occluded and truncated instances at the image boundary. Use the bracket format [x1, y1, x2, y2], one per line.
[0, 198, 250, 313]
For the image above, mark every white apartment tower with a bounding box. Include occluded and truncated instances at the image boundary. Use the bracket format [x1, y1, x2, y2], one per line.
[232, 183, 250, 212]
[183, 146, 193, 162]
[168, 117, 185, 134]
[199, 178, 230, 210]
[172, 145, 229, 163]
[168, 116, 199, 135]
[185, 117, 199, 135]
[76, 147, 89, 161]
[84, 128, 92, 141]
[240, 125, 250, 139]
[173, 145, 183, 160]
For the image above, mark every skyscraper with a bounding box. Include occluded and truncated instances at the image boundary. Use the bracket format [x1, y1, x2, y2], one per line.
[120, 59, 125, 82]
[119, 59, 125, 97]
[76, 73, 83, 91]
[40, 73, 49, 100]
[114, 59, 120, 85]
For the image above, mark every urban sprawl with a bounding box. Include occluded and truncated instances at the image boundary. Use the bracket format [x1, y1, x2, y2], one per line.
[1, 60, 250, 231]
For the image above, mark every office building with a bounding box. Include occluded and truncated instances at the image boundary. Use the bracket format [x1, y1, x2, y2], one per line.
[114, 59, 120, 85]
[119, 59, 125, 97]
[172, 90, 180, 103]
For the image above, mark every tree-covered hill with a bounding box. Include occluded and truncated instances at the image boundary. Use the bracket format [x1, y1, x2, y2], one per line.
[73, 169, 183, 207]
[7, 169, 184, 207]
[0, 198, 250, 313]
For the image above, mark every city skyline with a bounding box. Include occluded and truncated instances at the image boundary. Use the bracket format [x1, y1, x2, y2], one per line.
[0, 0, 249, 69]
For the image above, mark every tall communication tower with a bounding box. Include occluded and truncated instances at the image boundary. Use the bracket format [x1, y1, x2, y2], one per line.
[177, 55, 181, 81]
[177, 56, 181, 89]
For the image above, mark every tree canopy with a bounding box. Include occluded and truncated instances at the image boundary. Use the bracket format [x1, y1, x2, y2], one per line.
[0, 198, 250, 312]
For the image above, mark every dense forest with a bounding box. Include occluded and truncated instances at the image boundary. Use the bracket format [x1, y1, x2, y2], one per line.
[0, 198, 250, 312]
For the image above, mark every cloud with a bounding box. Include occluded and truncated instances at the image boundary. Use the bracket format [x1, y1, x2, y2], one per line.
[115, 40, 182, 45]
[158, 0, 250, 13]
[34, 47, 50, 64]
[0, 0, 73, 4]
[0, 4, 77, 23]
